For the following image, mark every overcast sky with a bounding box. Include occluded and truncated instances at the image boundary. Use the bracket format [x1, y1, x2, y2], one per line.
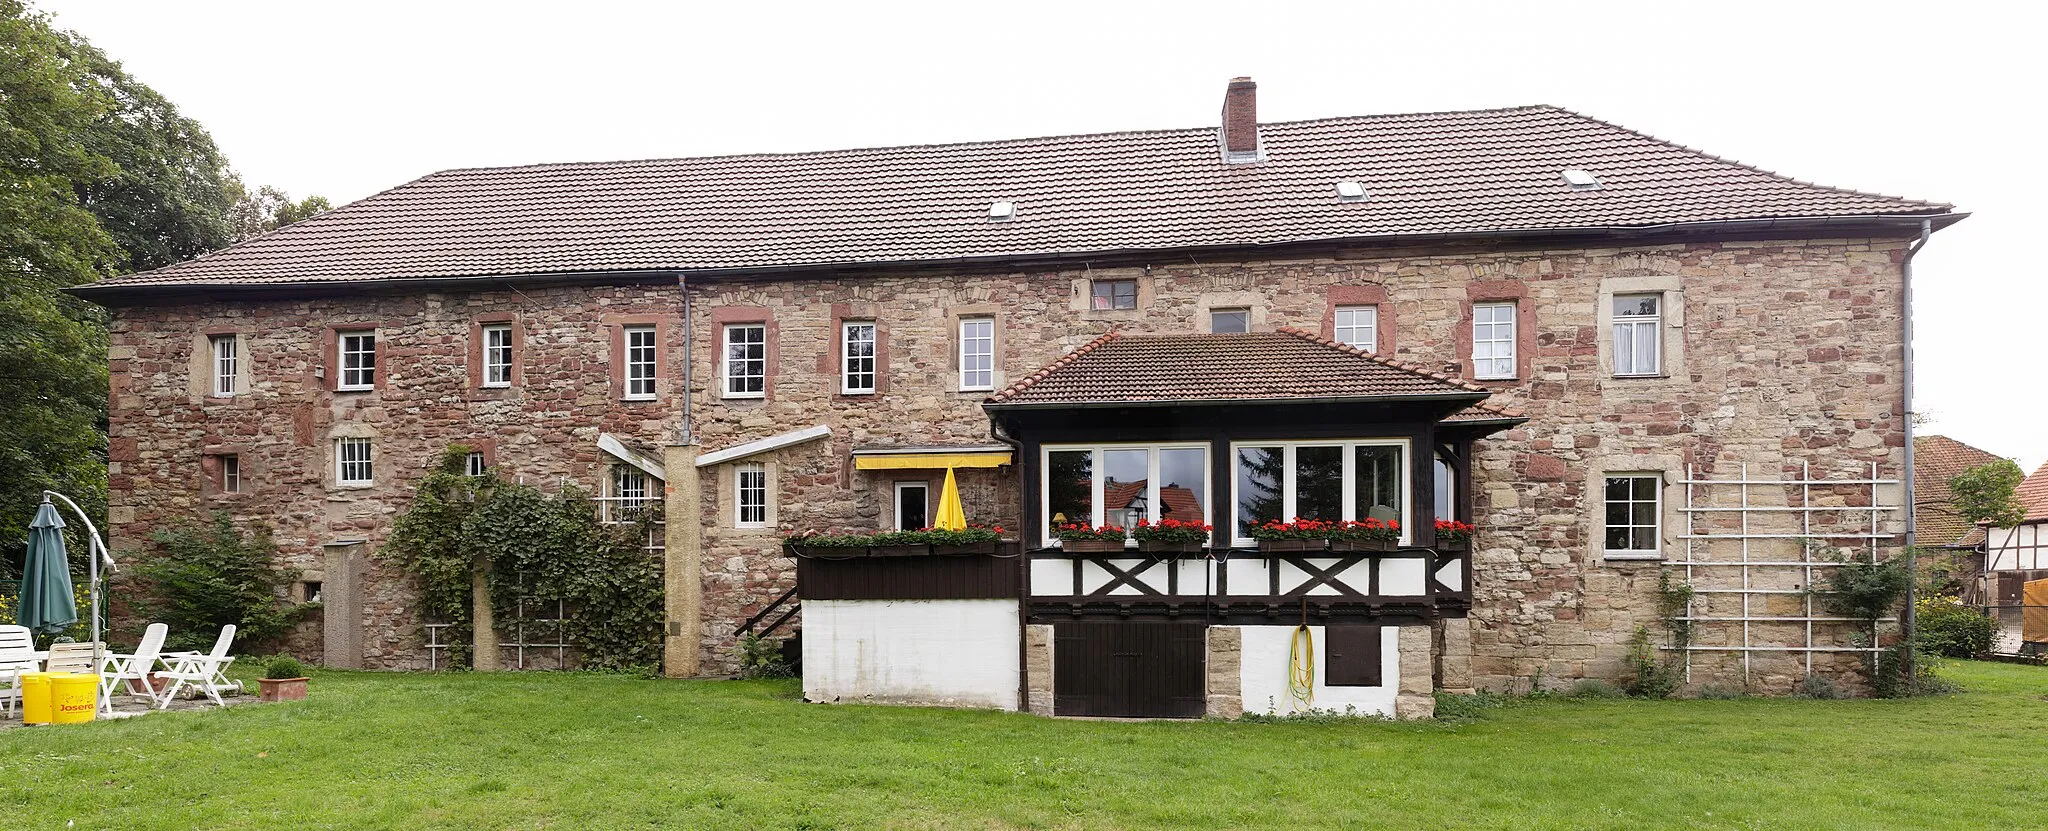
[39, 0, 2046, 468]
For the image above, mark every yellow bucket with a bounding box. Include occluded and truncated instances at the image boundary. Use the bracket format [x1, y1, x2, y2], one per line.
[50, 673, 97, 724]
[19, 672, 55, 725]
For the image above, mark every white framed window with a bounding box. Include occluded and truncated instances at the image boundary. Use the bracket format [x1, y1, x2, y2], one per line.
[210, 335, 238, 396]
[721, 323, 765, 398]
[1603, 474, 1662, 559]
[1613, 294, 1662, 377]
[1229, 440, 1409, 546]
[735, 462, 768, 528]
[1334, 306, 1377, 352]
[1471, 302, 1516, 380]
[1040, 443, 1210, 545]
[482, 324, 513, 388]
[842, 321, 876, 394]
[606, 464, 650, 523]
[623, 325, 658, 400]
[336, 437, 373, 486]
[220, 454, 242, 493]
[466, 451, 487, 477]
[1210, 308, 1250, 334]
[894, 481, 929, 531]
[959, 317, 995, 391]
[338, 331, 376, 391]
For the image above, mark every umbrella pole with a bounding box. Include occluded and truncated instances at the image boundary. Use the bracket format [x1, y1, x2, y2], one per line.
[41, 491, 114, 712]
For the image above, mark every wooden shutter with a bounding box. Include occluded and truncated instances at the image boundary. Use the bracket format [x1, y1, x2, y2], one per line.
[1325, 625, 1383, 687]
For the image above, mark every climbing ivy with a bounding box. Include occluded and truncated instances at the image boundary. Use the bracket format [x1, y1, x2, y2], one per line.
[382, 446, 665, 672]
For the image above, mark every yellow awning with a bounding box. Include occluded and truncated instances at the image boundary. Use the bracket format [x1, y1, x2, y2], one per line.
[853, 452, 1011, 470]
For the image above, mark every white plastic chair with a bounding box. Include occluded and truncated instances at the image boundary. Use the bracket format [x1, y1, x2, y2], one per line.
[43, 641, 105, 674]
[99, 623, 170, 712]
[159, 625, 239, 708]
[0, 625, 39, 718]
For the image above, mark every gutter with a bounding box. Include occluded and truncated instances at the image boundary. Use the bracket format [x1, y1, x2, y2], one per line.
[981, 391, 1488, 412]
[66, 212, 1966, 304]
[1900, 218, 1934, 678]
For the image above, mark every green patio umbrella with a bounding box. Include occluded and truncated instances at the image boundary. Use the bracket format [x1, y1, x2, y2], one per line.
[18, 499, 79, 635]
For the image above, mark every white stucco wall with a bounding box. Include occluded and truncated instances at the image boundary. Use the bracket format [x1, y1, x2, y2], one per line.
[1235, 624, 1403, 718]
[802, 599, 1019, 710]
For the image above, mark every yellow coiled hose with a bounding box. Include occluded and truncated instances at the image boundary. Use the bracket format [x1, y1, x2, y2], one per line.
[1287, 624, 1315, 710]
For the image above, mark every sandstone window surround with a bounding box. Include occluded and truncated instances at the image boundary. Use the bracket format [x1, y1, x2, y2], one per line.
[1456, 281, 1536, 382]
[1194, 291, 1265, 335]
[841, 321, 877, 395]
[471, 316, 522, 390]
[1320, 285, 1394, 356]
[1069, 271, 1154, 321]
[1230, 440, 1407, 546]
[209, 334, 239, 397]
[336, 437, 374, 487]
[605, 314, 673, 402]
[1582, 455, 1682, 563]
[705, 306, 774, 401]
[894, 480, 930, 531]
[1595, 275, 1685, 381]
[188, 327, 252, 399]
[827, 303, 888, 398]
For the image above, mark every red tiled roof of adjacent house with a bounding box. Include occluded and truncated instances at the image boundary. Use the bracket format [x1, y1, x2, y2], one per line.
[985, 328, 1485, 406]
[2011, 460, 2048, 525]
[1102, 481, 1207, 525]
[1912, 435, 2008, 546]
[74, 105, 1953, 294]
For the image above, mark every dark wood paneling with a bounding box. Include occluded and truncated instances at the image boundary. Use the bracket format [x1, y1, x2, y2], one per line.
[798, 552, 1021, 600]
[1325, 624, 1383, 686]
[1053, 620, 1206, 718]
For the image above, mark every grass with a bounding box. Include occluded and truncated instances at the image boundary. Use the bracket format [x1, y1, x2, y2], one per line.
[3, 661, 2043, 830]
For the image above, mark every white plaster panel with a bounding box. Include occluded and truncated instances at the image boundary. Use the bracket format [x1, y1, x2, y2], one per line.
[1226, 557, 1269, 594]
[1079, 560, 1113, 594]
[1031, 559, 1073, 596]
[1234, 624, 1401, 718]
[802, 599, 1019, 710]
[1174, 559, 1215, 594]
[1275, 560, 1308, 594]
[1434, 559, 1463, 592]
[1379, 558, 1426, 596]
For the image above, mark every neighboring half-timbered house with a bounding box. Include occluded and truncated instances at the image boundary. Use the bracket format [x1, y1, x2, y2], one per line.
[75, 78, 1960, 717]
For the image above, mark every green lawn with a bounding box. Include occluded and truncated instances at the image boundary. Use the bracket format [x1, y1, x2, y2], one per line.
[2, 661, 2042, 830]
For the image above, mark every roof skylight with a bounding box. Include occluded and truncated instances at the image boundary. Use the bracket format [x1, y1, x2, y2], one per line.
[1334, 181, 1368, 202]
[1561, 169, 1602, 191]
[987, 201, 1017, 221]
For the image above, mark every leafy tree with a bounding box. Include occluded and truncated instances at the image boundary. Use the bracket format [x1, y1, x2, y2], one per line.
[1947, 459, 2025, 529]
[137, 514, 310, 651]
[228, 184, 331, 242]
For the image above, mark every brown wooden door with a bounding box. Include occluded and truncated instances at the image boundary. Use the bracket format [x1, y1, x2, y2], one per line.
[1053, 621, 1206, 718]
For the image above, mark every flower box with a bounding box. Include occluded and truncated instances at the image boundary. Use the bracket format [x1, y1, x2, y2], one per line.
[1329, 538, 1396, 553]
[258, 677, 308, 702]
[866, 545, 931, 557]
[931, 541, 998, 556]
[1434, 538, 1470, 552]
[1137, 539, 1204, 554]
[1062, 539, 1128, 554]
[1257, 539, 1327, 553]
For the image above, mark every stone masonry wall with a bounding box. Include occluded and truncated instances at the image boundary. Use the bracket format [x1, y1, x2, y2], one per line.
[108, 235, 1908, 688]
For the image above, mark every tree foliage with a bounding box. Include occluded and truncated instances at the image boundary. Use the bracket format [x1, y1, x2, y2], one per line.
[228, 184, 330, 243]
[136, 513, 311, 652]
[1947, 459, 2026, 530]
[1, 1, 327, 567]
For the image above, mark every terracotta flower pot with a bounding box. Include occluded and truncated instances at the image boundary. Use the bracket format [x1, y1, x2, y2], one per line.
[258, 677, 309, 702]
[1061, 539, 1127, 553]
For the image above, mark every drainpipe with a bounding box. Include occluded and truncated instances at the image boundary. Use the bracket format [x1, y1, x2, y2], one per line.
[1900, 219, 1933, 680]
[989, 417, 1031, 713]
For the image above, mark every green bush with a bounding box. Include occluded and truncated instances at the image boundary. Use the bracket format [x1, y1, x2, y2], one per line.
[1624, 627, 1682, 699]
[735, 634, 793, 679]
[1915, 597, 1996, 658]
[137, 514, 310, 651]
[263, 653, 308, 680]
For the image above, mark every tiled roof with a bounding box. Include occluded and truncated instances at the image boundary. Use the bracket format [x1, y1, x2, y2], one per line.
[985, 327, 1485, 407]
[1912, 435, 2008, 546]
[2013, 460, 2048, 525]
[1440, 401, 1528, 425]
[76, 105, 1953, 294]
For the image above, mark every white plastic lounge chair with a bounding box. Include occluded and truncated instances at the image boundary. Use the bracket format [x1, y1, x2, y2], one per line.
[43, 641, 106, 674]
[159, 625, 238, 708]
[0, 625, 39, 718]
[99, 623, 170, 712]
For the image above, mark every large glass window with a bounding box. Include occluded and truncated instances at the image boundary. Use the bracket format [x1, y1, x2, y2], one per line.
[1230, 440, 1409, 544]
[842, 321, 876, 394]
[1604, 475, 1661, 558]
[1041, 444, 1209, 544]
[1334, 306, 1377, 351]
[1472, 302, 1516, 380]
[1613, 294, 1661, 376]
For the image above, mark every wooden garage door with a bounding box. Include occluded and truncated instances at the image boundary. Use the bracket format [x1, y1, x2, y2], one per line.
[1053, 621, 1206, 718]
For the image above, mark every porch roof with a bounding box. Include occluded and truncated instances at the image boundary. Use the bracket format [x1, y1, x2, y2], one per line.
[984, 328, 1488, 409]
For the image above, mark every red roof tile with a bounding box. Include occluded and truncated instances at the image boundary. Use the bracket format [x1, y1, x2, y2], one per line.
[986, 328, 1485, 407]
[75, 106, 1954, 294]
[1912, 435, 2009, 546]
[2013, 460, 2048, 525]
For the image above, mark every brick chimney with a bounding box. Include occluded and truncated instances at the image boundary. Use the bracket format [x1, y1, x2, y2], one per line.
[1220, 77, 1261, 164]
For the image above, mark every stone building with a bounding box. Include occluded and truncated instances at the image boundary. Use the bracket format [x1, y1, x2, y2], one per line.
[74, 78, 1960, 714]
